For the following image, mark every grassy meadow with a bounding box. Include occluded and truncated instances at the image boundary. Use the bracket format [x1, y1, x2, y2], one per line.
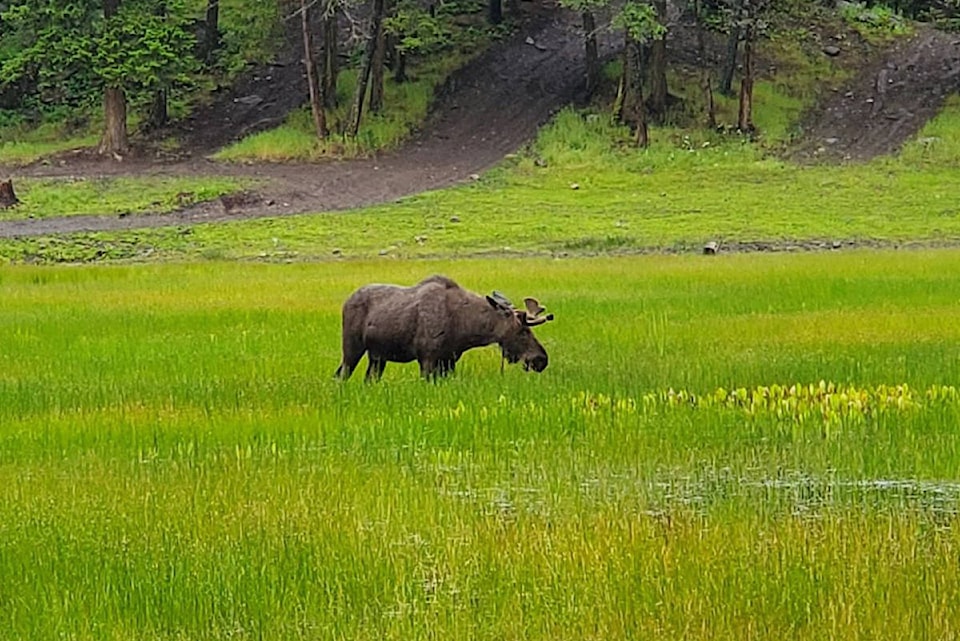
[3, 251, 960, 639]
[3, 10, 960, 638]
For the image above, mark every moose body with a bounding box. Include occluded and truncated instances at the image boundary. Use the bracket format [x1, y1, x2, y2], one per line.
[335, 275, 553, 381]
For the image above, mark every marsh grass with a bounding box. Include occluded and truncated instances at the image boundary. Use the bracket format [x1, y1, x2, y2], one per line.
[3, 252, 960, 639]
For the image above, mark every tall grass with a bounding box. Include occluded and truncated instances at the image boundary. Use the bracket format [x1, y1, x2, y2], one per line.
[2, 252, 960, 639]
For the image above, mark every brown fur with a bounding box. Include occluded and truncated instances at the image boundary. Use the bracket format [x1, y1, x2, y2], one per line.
[335, 275, 551, 381]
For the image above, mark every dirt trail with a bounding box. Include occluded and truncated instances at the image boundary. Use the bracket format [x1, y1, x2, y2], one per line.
[1, 2, 615, 238]
[2, 12, 959, 239]
[789, 24, 960, 163]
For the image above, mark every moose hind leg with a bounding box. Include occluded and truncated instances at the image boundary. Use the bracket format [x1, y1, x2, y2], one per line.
[335, 339, 365, 380]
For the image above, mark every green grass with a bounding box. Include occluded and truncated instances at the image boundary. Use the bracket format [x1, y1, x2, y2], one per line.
[213, 67, 441, 162]
[0, 175, 250, 222]
[2, 251, 960, 639]
[7, 96, 960, 264]
[0, 122, 100, 166]
[3, 16, 960, 637]
[839, 1, 912, 41]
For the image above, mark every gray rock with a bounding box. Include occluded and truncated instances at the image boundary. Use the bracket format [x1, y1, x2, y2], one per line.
[235, 95, 263, 106]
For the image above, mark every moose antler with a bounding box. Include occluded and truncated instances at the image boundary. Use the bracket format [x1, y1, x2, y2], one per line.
[521, 297, 554, 326]
[524, 297, 546, 317]
[490, 291, 554, 326]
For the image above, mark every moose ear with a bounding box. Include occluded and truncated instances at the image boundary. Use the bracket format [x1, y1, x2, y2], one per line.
[487, 296, 511, 316]
[490, 290, 514, 307]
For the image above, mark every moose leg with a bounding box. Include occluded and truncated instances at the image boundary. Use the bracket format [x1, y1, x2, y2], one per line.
[418, 357, 438, 380]
[365, 356, 387, 382]
[437, 358, 456, 376]
[335, 338, 365, 380]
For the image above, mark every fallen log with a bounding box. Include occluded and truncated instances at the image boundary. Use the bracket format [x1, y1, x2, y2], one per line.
[0, 179, 19, 208]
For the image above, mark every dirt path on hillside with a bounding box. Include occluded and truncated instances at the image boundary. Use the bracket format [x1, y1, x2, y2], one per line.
[789, 24, 960, 163]
[1, 12, 959, 240]
[0, 1, 616, 238]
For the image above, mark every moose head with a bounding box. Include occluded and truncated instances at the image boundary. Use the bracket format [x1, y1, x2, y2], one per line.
[486, 292, 554, 372]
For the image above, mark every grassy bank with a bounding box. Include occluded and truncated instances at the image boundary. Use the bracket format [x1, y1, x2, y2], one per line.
[0, 175, 249, 222]
[5, 95, 960, 264]
[2, 251, 960, 639]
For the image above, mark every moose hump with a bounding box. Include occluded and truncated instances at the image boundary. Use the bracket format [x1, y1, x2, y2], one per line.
[335, 275, 554, 381]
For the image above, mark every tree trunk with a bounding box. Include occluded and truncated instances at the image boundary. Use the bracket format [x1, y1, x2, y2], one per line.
[719, 3, 741, 97]
[613, 36, 630, 123]
[99, 87, 128, 156]
[583, 10, 599, 96]
[370, 21, 386, 113]
[647, 0, 668, 117]
[694, 0, 716, 128]
[622, 36, 647, 148]
[702, 72, 717, 129]
[0, 179, 18, 208]
[488, 0, 502, 25]
[695, 0, 706, 68]
[147, 89, 168, 130]
[737, 24, 754, 133]
[302, 0, 327, 139]
[349, 0, 385, 137]
[203, 0, 221, 64]
[392, 35, 407, 83]
[322, 5, 339, 109]
[99, 0, 128, 156]
[146, 0, 168, 130]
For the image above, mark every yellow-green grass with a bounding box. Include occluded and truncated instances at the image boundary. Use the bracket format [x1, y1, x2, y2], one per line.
[0, 175, 250, 222]
[2, 251, 960, 639]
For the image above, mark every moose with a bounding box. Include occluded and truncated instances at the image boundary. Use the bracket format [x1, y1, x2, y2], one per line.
[335, 275, 554, 381]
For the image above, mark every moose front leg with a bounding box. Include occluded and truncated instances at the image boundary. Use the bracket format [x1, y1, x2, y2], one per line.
[419, 357, 440, 380]
[365, 356, 387, 382]
[437, 357, 457, 376]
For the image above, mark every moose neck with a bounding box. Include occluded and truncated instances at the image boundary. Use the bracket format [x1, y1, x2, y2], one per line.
[457, 296, 512, 351]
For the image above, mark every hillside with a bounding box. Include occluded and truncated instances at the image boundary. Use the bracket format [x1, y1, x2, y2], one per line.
[1, 2, 959, 239]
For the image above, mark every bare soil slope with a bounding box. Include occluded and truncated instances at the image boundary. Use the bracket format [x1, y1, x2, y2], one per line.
[790, 25, 960, 162]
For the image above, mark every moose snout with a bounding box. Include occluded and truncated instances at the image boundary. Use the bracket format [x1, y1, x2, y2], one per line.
[525, 353, 548, 372]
